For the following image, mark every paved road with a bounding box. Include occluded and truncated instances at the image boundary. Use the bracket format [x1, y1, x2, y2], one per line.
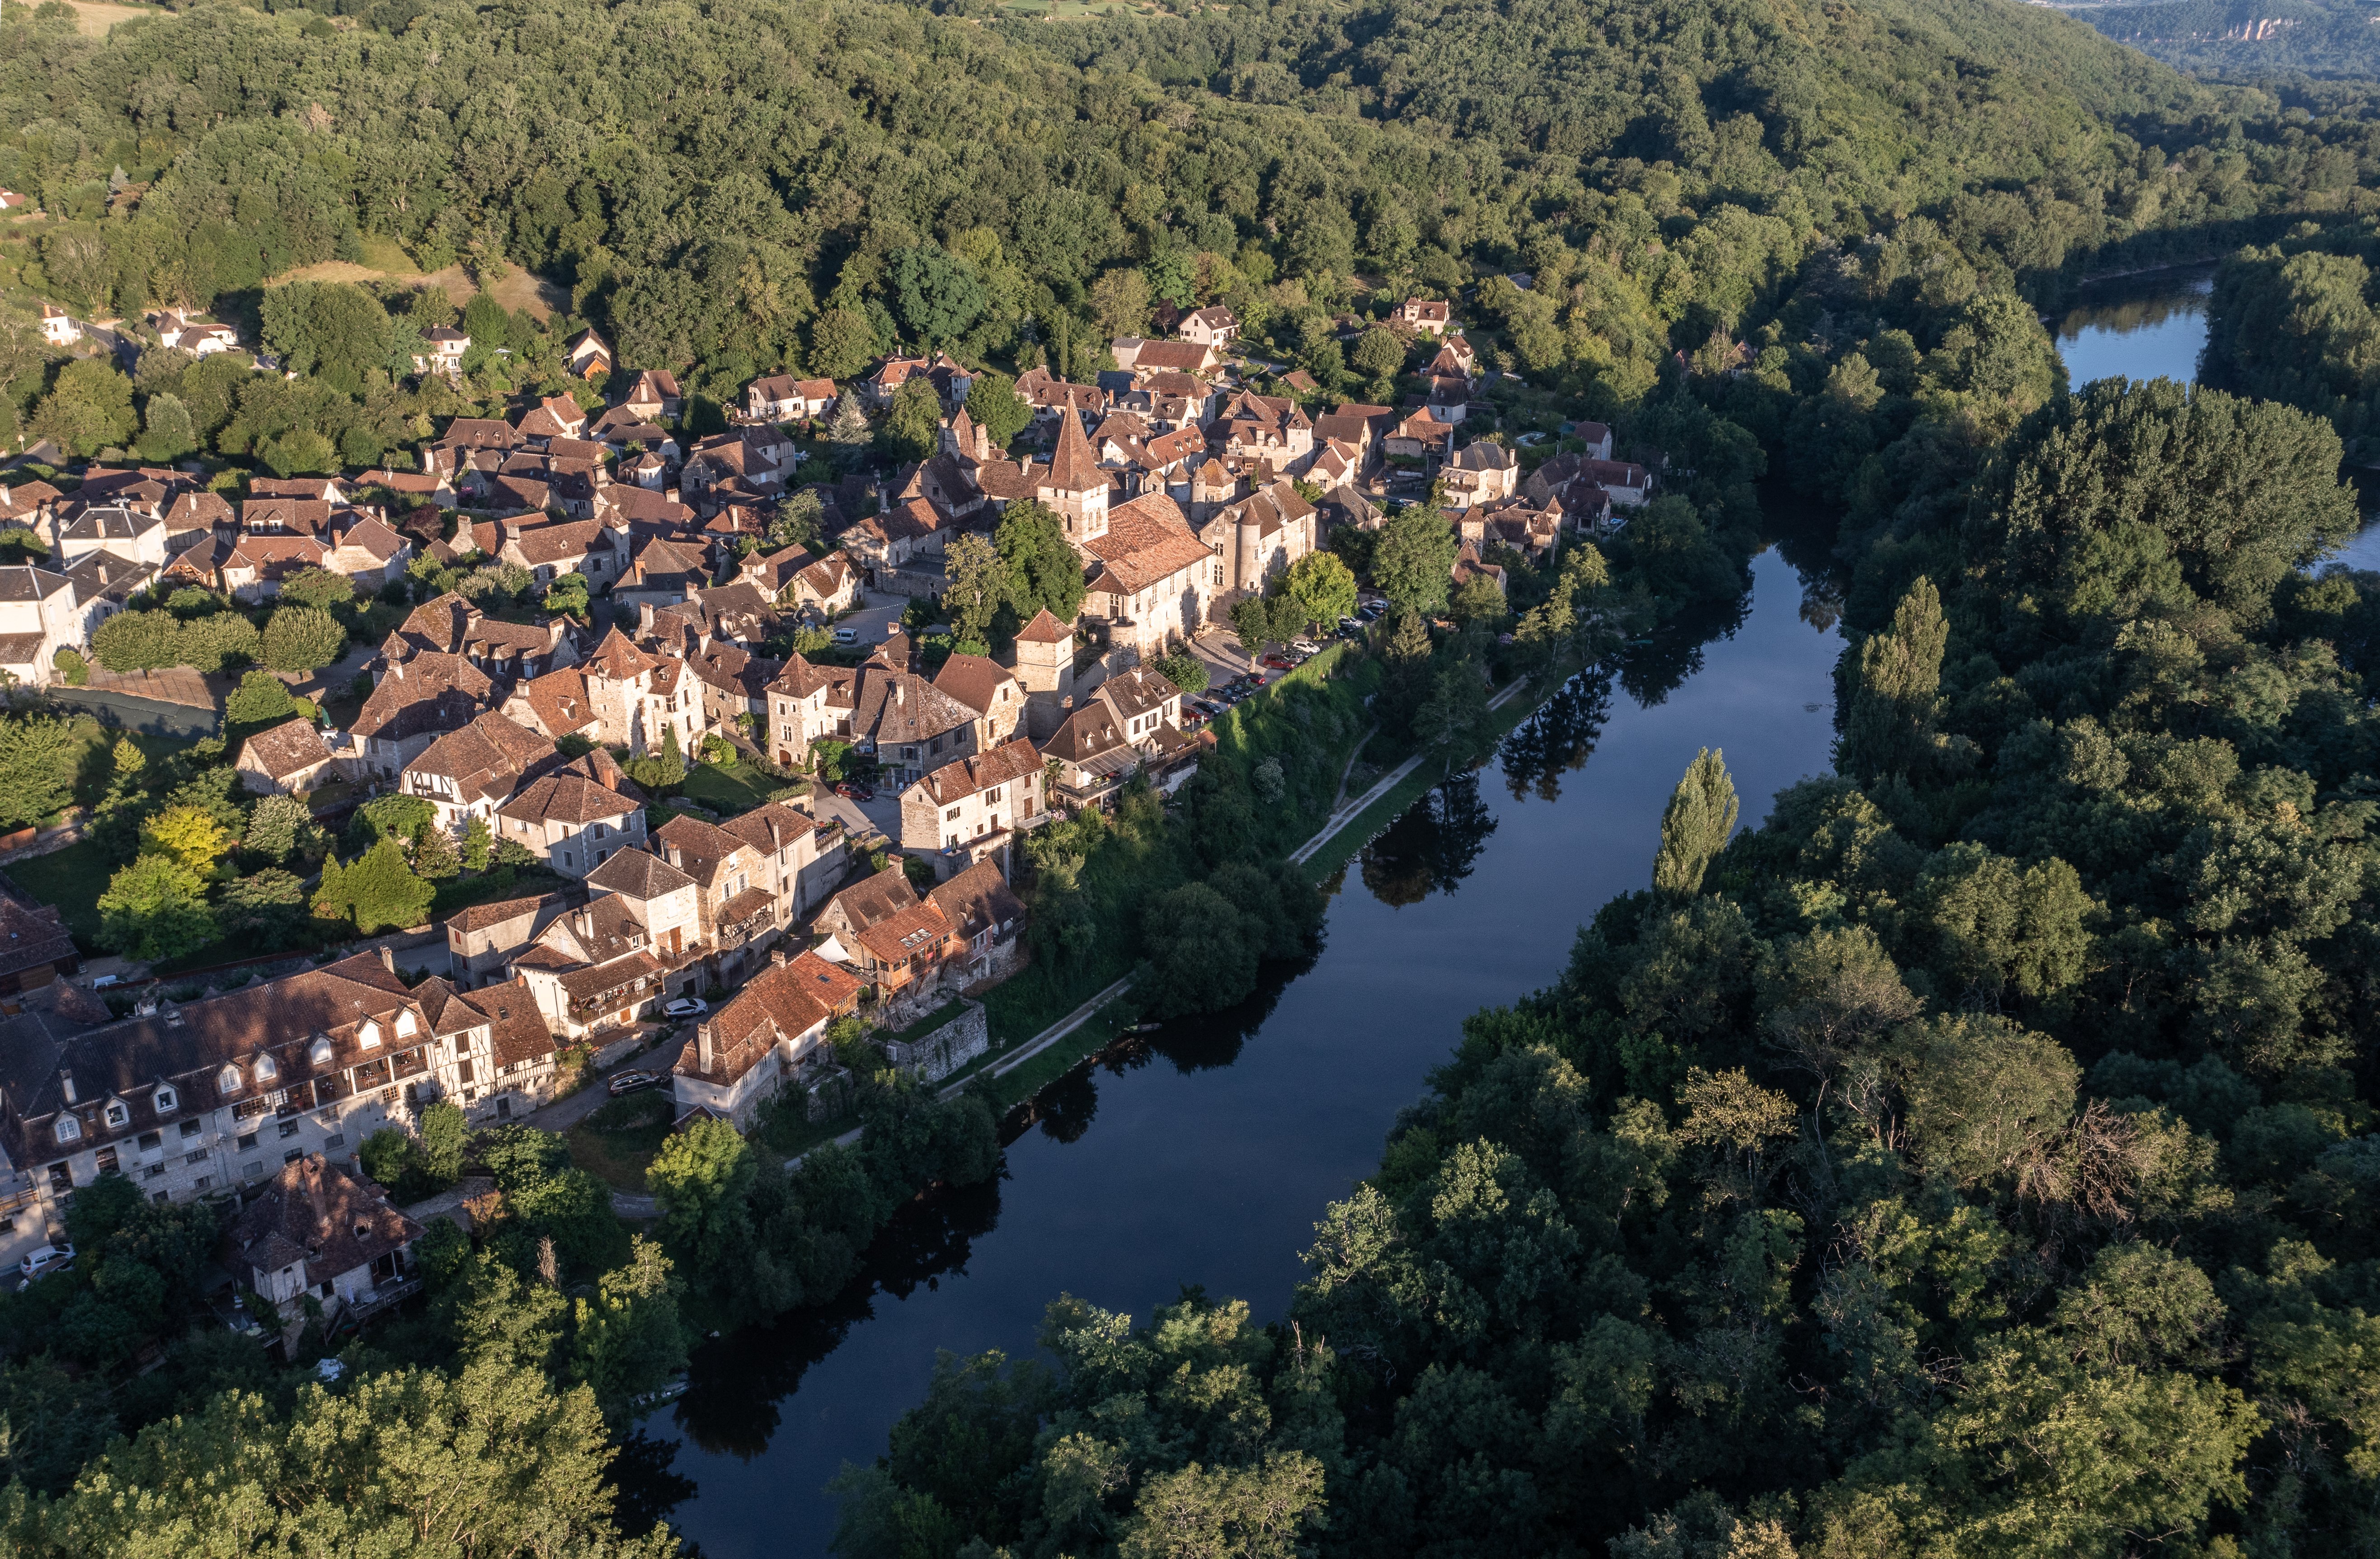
[529, 1028, 688, 1134]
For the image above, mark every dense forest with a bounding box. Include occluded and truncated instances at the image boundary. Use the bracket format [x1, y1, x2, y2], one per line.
[1, 0, 2380, 1552]
[2054, 0, 2380, 85]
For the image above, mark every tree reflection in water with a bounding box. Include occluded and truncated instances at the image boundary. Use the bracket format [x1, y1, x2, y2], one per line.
[1497, 672, 1610, 804]
[1359, 771, 1498, 907]
[1615, 585, 1750, 707]
[669, 1172, 1005, 1460]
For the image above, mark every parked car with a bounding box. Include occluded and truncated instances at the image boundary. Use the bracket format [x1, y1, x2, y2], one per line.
[89, 974, 122, 990]
[18, 1243, 72, 1281]
[1289, 638, 1322, 655]
[833, 626, 860, 645]
[834, 782, 876, 802]
[1262, 654, 1293, 669]
[661, 996, 709, 1019]
[607, 1069, 667, 1096]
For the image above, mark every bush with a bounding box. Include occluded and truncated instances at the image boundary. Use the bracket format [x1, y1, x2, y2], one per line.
[1153, 651, 1209, 695]
[51, 646, 87, 686]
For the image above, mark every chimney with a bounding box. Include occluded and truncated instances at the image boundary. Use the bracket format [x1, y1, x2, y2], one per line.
[59, 1070, 74, 1105]
[378, 944, 395, 973]
[638, 602, 654, 634]
[696, 1020, 715, 1073]
[770, 945, 789, 969]
[665, 843, 682, 868]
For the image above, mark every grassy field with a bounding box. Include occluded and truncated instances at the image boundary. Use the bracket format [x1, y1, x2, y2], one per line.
[5, 838, 111, 945]
[567, 1091, 673, 1192]
[64, 1, 157, 35]
[677, 760, 783, 816]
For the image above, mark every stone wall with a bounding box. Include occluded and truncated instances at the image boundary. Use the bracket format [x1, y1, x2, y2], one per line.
[883, 999, 988, 1083]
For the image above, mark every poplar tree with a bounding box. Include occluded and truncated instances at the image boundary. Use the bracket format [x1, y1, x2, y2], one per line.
[1651, 746, 1737, 900]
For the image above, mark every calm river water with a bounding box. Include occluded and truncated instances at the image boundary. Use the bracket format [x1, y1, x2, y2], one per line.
[656, 547, 1848, 1555]
[649, 266, 2293, 1555]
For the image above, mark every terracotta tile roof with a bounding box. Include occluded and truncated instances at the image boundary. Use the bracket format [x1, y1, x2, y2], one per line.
[719, 799, 819, 857]
[226, 1155, 419, 1285]
[852, 668, 977, 746]
[353, 654, 494, 743]
[1015, 608, 1072, 645]
[931, 653, 1019, 719]
[654, 814, 748, 889]
[586, 846, 697, 901]
[826, 862, 922, 933]
[676, 952, 851, 1086]
[588, 626, 660, 681]
[1046, 408, 1101, 493]
[405, 711, 557, 803]
[498, 769, 641, 827]
[509, 667, 599, 739]
[1093, 665, 1181, 722]
[851, 899, 953, 966]
[238, 717, 333, 782]
[910, 737, 1041, 805]
[0, 895, 76, 982]
[1042, 702, 1130, 766]
[1083, 493, 1209, 596]
[443, 891, 573, 935]
[927, 859, 1025, 941]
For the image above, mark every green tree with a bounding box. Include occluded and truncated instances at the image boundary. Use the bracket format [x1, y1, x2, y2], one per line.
[1651, 747, 1737, 900]
[1449, 572, 1507, 627]
[569, 1237, 690, 1417]
[1229, 594, 1272, 660]
[218, 867, 308, 942]
[1412, 657, 1490, 772]
[1282, 551, 1357, 633]
[995, 499, 1086, 626]
[139, 804, 232, 878]
[416, 1100, 467, 1184]
[889, 245, 988, 348]
[1091, 267, 1152, 340]
[31, 359, 138, 456]
[1351, 325, 1407, 393]
[811, 306, 878, 381]
[0, 713, 81, 829]
[242, 794, 322, 865]
[1139, 881, 1258, 1017]
[1152, 652, 1209, 695]
[1372, 504, 1458, 616]
[259, 281, 395, 396]
[646, 1116, 757, 1282]
[260, 605, 348, 672]
[276, 567, 354, 611]
[963, 370, 1032, 448]
[315, 837, 434, 933]
[883, 376, 943, 465]
[943, 533, 1004, 648]
[222, 669, 298, 734]
[135, 391, 196, 463]
[90, 609, 176, 673]
[259, 428, 339, 477]
[96, 853, 216, 960]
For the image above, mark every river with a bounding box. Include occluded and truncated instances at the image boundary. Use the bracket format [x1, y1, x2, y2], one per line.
[653, 544, 1848, 1555]
[648, 268, 2286, 1554]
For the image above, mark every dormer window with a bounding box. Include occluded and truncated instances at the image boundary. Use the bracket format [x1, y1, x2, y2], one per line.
[218, 1064, 241, 1095]
[359, 1021, 381, 1049]
[55, 1116, 79, 1144]
[103, 1100, 129, 1128]
[310, 1036, 334, 1067]
[253, 1054, 278, 1083]
[154, 1086, 176, 1114]
[395, 1011, 418, 1038]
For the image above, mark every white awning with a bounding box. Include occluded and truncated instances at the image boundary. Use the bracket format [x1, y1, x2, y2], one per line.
[814, 935, 853, 965]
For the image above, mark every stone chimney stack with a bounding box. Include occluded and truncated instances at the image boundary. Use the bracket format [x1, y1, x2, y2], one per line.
[59, 1070, 75, 1105]
[378, 944, 395, 973]
[696, 1020, 715, 1073]
[770, 944, 790, 969]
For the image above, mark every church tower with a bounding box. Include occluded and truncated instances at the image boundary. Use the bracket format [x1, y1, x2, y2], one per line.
[1011, 607, 1077, 741]
[1038, 408, 1109, 551]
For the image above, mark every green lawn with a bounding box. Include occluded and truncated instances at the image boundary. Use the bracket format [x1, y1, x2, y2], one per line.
[6, 838, 113, 946]
[677, 760, 781, 815]
[567, 1091, 673, 1191]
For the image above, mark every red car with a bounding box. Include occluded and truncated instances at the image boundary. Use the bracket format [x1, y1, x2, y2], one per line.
[834, 782, 876, 802]
[1262, 654, 1293, 670]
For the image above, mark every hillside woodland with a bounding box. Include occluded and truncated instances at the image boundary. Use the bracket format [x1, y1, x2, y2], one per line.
[1, 0, 2380, 1554]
